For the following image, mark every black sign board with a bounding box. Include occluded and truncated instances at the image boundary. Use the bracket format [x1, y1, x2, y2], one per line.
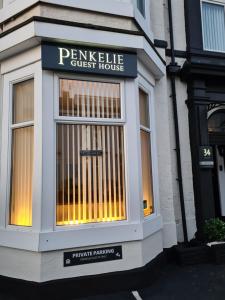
[42, 43, 137, 78]
[80, 150, 103, 157]
[64, 246, 122, 267]
[199, 146, 214, 168]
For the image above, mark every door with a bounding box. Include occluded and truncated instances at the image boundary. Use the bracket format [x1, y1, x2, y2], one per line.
[216, 145, 225, 216]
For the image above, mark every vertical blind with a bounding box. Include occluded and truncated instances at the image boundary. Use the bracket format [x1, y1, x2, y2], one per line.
[139, 89, 153, 217]
[202, 2, 225, 52]
[59, 80, 121, 119]
[10, 80, 34, 226]
[57, 79, 126, 225]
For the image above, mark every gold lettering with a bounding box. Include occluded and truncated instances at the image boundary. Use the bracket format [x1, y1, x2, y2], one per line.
[118, 55, 124, 65]
[106, 53, 113, 64]
[58, 47, 70, 65]
[71, 49, 78, 60]
[89, 51, 97, 62]
[79, 50, 88, 60]
[98, 52, 105, 63]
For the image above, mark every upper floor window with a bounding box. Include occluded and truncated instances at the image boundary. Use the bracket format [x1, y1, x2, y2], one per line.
[137, 0, 145, 17]
[202, 1, 225, 52]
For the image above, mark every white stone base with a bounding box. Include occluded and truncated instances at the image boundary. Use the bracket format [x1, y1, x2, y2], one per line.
[0, 231, 163, 283]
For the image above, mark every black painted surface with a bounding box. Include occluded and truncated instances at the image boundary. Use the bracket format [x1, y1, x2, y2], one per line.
[184, 0, 203, 52]
[64, 246, 122, 267]
[42, 43, 137, 78]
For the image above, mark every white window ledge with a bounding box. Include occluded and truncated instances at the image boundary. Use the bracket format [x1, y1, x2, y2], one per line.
[0, 216, 162, 251]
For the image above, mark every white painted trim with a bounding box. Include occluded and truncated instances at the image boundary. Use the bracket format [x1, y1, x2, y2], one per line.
[0, 0, 153, 41]
[133, 0, 153, 41]
[0, 21, 165, 80]
[0, 62, 42, 236]
[137, 74, 160, 230]
[53, 73, 126, 123]
[0, 229, 39, 251]
[38, 216, 162, 251]
[0, 31, 164, 252]
[52, 73, 129, 231]
[207, 105, 225, 119]
[0, 0, 133, 24]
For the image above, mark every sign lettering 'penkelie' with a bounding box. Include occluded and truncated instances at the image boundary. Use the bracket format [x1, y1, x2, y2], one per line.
[64, 246, 122, 267]
[42, 43, 137, 78]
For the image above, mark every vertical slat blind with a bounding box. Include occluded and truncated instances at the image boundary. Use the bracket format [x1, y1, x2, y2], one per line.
[202, 2, 225, 52]
[10, 79, 34, 226]
[59, 80, 121, 119]
[139, 89, 153, 217]
[56, 79, 126, 225]
[140, 130, 153, 216]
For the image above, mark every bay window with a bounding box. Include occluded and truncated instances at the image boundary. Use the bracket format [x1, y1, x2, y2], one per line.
[139, 88, 154, 217]
[202, 1, 225, 52]
[9, 79, 34, 226]
[56, 79, 126, 226]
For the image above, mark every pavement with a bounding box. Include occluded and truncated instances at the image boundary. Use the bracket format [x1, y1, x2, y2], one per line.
[2, 263, 225, 299]
[77, 263, 225, 300]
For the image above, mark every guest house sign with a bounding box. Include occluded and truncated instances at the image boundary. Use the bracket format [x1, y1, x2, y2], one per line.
[42, 43, 137, 78]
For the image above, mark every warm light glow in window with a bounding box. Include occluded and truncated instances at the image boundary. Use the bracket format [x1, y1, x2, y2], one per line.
[139, 89, 154, 216]
[10, 79, 34, 226]
[56, 79, 126, 225]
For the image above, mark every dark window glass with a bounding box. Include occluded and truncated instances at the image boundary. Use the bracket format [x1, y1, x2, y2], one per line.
[137, 0, 145, 17]
[208, 110, 225, 133]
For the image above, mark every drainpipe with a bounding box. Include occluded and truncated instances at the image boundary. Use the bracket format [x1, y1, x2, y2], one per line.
[167, 0, 188, 244]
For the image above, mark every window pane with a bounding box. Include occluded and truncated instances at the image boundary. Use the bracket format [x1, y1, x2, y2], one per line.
[56, 124, 126, 225]
[137, 0, 145, 17]
[202, 2, 225, 52]
[59, 79, 121, 119]
[13, 79, 34, 124]
[10, 126, 34, 226]
[139, 89, 150, 128]
[141, 130, 154, 216]
[208, 110, 225, 133]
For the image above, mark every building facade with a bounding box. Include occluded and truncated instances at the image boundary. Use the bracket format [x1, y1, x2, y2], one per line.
[2, 0, 222, 284]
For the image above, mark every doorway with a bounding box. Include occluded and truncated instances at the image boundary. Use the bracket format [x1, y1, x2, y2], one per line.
[208, 109, 225, 218]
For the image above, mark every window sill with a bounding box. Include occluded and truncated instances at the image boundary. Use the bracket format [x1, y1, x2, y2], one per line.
[0, 215, 162, 251]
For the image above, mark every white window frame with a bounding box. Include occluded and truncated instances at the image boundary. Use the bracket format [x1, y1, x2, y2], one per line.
[0, 65, 161, 251]
[36, 71, 162, 251]
[0, 62, 42, 232]
[137, 74, 160, 225]
[201, 0, 225, 53]
[133, 0, 153, 41]
[136, 0, 146, 17]
[53, 73, 130, 231]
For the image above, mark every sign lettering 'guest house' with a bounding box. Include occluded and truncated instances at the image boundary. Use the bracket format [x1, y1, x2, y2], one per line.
[0, 0, 168, 283]
[3, 0, 223, 288]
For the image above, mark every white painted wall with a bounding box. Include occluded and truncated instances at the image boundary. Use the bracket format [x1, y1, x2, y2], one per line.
[151, 0, 197, 242]
[163, 0, 186, 51]
[167, 70, 197, 241]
